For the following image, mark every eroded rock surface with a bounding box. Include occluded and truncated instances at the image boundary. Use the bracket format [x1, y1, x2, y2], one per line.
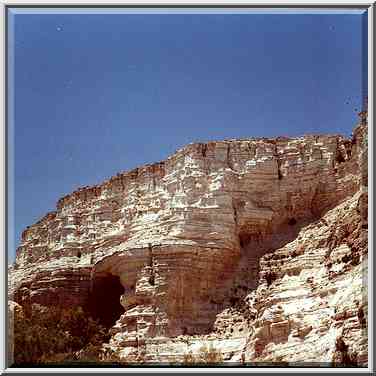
[9, 115, 368, 366]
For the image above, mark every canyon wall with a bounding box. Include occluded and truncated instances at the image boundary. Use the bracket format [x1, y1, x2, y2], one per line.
[9, 117, 368, 365]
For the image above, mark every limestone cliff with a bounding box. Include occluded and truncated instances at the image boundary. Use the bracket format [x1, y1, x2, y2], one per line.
[8, 114, 368, 366]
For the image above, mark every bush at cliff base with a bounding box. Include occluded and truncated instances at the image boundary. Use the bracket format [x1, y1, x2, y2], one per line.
[12, 304, 113, 365]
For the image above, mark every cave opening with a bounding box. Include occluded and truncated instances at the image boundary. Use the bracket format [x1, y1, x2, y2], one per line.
[288, 218, 297, 226]
[88, 273, 124, 328]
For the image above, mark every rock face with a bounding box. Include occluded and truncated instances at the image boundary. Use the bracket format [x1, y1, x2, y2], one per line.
[9, 114, 368, 366]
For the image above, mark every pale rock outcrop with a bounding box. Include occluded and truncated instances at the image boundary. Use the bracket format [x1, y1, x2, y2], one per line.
[9, 113, 368, 366]
[8, 301, 23, 365]
[243, 189, 367, 366]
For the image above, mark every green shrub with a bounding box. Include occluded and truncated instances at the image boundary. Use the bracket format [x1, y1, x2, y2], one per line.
[12, 304, 111, 365]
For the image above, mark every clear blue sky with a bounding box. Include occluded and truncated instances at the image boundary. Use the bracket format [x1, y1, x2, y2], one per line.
[8, 9, 367, 263]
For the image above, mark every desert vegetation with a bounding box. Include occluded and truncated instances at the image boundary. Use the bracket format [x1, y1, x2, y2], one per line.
[183, 344, 224, 364]
[12, 304, 119, 365]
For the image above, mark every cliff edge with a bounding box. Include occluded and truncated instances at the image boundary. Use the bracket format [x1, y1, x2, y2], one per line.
[9, 115, 368, 366]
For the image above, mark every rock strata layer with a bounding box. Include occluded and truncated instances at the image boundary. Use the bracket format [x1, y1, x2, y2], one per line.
[9, 116, 368, 366]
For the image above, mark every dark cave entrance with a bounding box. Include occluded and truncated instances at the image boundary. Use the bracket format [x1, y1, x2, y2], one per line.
[88, 273, 124, 328]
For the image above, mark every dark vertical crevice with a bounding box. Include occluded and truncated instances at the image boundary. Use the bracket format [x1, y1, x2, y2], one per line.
[148, 243, 155, 286]
[343, 139, 352, 159]
[201, 144, 210, 175]
[148, 243, 153, 268]
[227, 143, 233, 170]
[201, 144, 207, 158]
[277, 161, 283, 180]
[274, 143, 283, 180]
[232, 200, 238, 228]
[152, 174, 156, 191]
[120, 175, 125, 191]
[233, 205, 238, 226]
[335, 137, 346, 165]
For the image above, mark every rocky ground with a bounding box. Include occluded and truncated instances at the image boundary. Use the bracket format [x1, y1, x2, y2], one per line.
[8, 114, 368, 366]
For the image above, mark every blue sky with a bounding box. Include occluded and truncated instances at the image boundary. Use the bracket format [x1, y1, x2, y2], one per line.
[8, 9, 367, 263]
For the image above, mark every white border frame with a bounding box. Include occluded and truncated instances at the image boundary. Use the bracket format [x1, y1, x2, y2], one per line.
[1, 1, 373, 374]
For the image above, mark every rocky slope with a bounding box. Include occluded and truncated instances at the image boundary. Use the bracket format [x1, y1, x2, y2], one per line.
[8, 114, 368, 366]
